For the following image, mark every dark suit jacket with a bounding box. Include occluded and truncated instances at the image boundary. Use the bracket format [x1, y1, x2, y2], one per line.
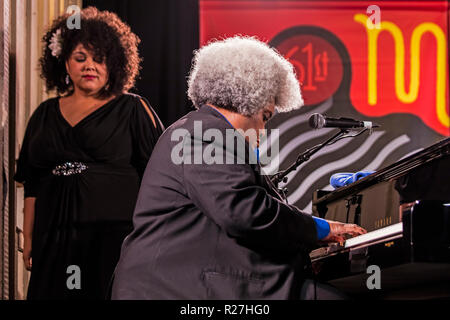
[111, 105, 318, 299]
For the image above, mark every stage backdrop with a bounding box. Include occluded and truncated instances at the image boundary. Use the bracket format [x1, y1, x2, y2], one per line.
[83, 0, 199, 127]
[200, 0, 450, 212]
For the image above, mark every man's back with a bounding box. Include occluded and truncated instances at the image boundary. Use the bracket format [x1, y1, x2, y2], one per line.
[111, 106, 318, 299]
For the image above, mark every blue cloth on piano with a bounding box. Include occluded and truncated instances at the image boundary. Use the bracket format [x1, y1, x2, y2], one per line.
[330, 171, 375, 189]
[313, 217, 330, 240]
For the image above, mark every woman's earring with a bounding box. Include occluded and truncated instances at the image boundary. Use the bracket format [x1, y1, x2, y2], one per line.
[65, 74, 70, 85]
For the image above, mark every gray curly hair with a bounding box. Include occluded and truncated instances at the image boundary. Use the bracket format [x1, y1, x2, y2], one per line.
[187, 36, 304, 116]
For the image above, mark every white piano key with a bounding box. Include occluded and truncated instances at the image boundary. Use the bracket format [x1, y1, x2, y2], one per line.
[345, 222, 403, 248]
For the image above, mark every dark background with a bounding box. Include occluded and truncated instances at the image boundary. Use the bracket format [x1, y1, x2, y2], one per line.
[83, 0, 200, 127]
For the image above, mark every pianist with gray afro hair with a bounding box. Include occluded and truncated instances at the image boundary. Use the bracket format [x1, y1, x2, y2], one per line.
[188, 35, 303, 116]
[111, 35, 367, 301]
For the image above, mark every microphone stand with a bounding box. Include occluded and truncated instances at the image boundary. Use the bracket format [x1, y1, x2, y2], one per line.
[271, 127, 370, 201]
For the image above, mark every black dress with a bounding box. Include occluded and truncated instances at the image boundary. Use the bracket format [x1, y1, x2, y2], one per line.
[14, 93, 164, 299]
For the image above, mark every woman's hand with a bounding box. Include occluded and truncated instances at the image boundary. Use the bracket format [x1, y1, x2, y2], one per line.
[23, 237, 32, 271]
[322, 220, 367, 245]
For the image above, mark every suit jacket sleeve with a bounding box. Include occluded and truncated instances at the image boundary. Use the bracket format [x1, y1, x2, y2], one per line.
[182, 138, 318, 254]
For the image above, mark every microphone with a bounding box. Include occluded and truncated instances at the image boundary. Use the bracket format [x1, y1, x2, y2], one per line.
[308, 113, 379, 129]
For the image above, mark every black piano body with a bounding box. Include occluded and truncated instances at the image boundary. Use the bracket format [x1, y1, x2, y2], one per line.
[310, 137, 450, 299]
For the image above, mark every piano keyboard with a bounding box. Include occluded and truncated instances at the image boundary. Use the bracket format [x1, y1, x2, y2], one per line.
[311, 223, 403, 260]
[345, 222, 403, 248]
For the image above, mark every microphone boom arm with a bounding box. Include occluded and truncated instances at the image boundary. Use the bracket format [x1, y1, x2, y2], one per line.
[270, 128, 369, 189]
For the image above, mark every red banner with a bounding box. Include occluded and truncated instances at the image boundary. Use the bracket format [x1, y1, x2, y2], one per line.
[200, 0, 450, 210]
[200, 0, 449, 136]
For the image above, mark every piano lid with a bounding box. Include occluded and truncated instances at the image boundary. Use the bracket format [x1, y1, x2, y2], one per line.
[313, 137, 450, 206]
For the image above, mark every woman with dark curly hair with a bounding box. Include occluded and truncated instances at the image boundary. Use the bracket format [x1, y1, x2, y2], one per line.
[14, 7, 164, 299]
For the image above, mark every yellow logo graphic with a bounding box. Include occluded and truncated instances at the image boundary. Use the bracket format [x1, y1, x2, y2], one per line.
[354, 14, 449, 128]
